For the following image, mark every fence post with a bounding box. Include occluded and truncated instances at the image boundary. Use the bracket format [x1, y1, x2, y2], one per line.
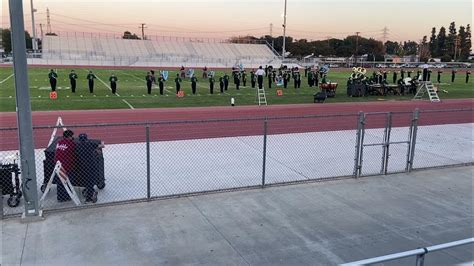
[353, 112, 365, 178]
[406, 108, 420, 172]
[146, 125, 151, 200]
[381, 112, 392, 175]
[261, 117, 268, 188]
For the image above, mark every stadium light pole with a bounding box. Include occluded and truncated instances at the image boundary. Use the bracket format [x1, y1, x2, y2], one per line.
[9, 0, 40, 218]
[282, 0, 287, 61]
[30, 0, 38, 51]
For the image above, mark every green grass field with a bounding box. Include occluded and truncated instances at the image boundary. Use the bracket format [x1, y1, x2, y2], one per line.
[0, 66, 472, 112]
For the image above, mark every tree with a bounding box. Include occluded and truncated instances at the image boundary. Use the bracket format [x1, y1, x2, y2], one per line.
[402, 41, 418, 55]
[1, 28, 33, 54]
[446, 22, 457, 57]
[429, 27, 437, 57]
[122, 31, 140, 40]
[384, 41, 399, 55]
[460, 24, 471, 61]
[436, 27, 447, 58]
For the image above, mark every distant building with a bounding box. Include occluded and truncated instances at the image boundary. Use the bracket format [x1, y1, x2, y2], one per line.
[0, 31, 4, 58]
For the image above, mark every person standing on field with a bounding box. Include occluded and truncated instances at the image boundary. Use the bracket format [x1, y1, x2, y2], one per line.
[109, 73, 118, 94]
[49, 69, 58, 92]
[145, 72, 153, 94]
[69, 70, 78, 93]
[86, 70, 97, 93]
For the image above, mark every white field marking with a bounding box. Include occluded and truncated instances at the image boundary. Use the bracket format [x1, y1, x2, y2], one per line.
[95, 74, 136, 110]
[122, 99, 135, 109]
[38, 86, 69, 90]
[0, 74, 14, 84]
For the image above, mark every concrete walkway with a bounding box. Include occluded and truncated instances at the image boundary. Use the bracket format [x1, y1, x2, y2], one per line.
[2, 166, 473, 266]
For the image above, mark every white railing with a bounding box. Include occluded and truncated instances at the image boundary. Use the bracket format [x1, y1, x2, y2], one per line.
[341, 238, 474, 266]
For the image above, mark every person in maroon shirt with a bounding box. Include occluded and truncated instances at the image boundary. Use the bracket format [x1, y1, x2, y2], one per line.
[54, 130, 76, 202]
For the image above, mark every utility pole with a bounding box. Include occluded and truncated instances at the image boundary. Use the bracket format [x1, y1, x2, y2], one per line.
[9, 0, 40, 218]
[39, 23, 44, 40]
[355, 32, 360, 66]
[30, 0, 38, 51]
[139, 23, 147, 40]
[270, 23, 274, 49]
[46, 8, 52, 34]
[282, 0, 287, 61]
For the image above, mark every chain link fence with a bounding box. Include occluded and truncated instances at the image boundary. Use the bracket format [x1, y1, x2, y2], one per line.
[1, 108, 472, 217]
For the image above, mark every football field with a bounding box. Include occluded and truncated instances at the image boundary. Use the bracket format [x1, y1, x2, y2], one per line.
[0, 66, 471, 112]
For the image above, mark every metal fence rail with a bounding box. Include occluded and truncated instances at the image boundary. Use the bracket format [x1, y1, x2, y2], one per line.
[341, 238, 474, 266]
[1, 108, 473, 217]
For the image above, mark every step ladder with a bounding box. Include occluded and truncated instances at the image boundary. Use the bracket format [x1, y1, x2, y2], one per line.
[256, 86, 267, 106]
[413, 81, 440, 102]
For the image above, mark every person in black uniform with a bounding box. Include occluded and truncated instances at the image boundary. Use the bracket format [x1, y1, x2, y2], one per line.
[401, 69, 405, 79]
[307, 71, 313, 87]
[223, 73, 229, 91]
[416, 70, 421, 79]
[175, 74, 182, 93]
[191, 75, 198, 95]
[392, 71, 398, 84]
[314, 71, 319, 86]
[256, 66, 265, 89]
[250, 70, 256, 88]
[158, 74, 165, 95]
[437, 70, 442, 83]
[109, 73, 118, 94]
[383, 71, 388, 82]
[49, 69, 58, 92]
[86, 71, 96, 93]
[242, 71, 247, 87]
[209, 75, 215, 94]
[219, 76, 224, 93]
[146, 72, 153, 95]
[451, 69, 456, 82]
[466, 71, 471, 83]
[422, 67, 429, 81]
[76, 133, 103, 203]
[427, 69, 432, 81]
[283, 71, 288, 89]
[235, 72, 241, 90]
[296, 72, 301, 88]
[68, 70, 78, 93]
[267, 71, 273, 89]
[407, 70, 412, 78]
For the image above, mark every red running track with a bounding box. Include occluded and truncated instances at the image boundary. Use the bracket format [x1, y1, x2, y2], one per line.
[1, 99, 472, 151]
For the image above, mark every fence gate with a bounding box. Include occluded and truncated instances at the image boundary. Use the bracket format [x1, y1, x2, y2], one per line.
[354, 110, 419, 177]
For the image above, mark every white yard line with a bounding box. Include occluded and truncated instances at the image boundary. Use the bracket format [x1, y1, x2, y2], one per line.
[88, 71, 135, 110]
[0, 73, 14, 84]
[122, 99, 135, 110]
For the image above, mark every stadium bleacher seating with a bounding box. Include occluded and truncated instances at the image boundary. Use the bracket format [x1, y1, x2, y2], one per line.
[37, 35, 281, 68]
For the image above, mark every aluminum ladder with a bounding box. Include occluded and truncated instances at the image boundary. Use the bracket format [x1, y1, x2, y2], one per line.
[413, 81, 440, 102]
[256, 86, 267, 106]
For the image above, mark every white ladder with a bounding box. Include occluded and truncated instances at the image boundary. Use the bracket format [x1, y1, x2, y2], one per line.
[256, 86, 267, 106]
[413, 81, 440, 102]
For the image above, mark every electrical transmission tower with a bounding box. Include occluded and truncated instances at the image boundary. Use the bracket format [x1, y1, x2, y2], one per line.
[46, 8, 52, 34]
[382, 26, 389, 43]
[139, 23, 147, 40]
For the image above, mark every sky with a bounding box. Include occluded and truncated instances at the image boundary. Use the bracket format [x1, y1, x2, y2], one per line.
[1, 0, 473, 42]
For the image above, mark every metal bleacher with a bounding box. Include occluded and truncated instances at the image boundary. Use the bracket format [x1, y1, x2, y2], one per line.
[38, 35, 281, 67]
